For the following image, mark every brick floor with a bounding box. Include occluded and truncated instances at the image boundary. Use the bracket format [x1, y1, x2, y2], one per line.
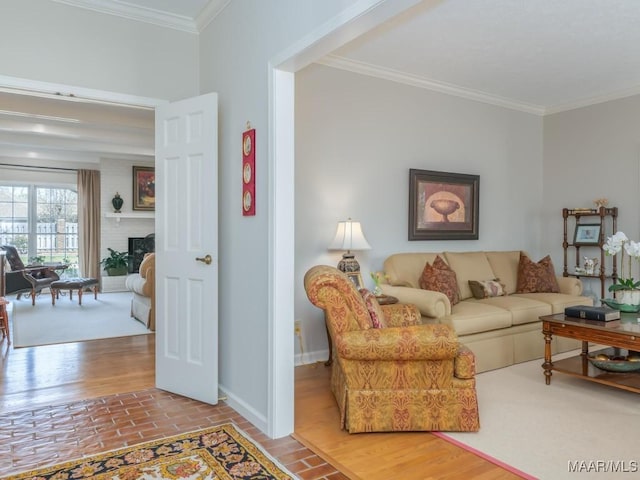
[0, 388, 347, 479]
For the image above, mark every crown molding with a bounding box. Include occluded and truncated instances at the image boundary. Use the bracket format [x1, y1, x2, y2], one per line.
[52, 0, 199, 33]
[196, 0, 232, 32]
[544, 85, 640, 115]
[317, 54, 546, 116]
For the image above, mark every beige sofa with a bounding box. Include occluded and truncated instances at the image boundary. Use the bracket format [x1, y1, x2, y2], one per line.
[381, 251, 592, 372]
[124, 253, 155, 331]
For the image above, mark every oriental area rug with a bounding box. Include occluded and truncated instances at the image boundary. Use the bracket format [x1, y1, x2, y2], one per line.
[4, 424, 296, 480]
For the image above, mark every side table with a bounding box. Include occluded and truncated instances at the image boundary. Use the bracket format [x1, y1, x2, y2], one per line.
[0, 297, 10, 345]
[324, 294, 399, 366]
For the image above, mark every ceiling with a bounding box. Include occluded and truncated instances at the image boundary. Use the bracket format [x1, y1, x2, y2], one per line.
[3, 0, 640, 168]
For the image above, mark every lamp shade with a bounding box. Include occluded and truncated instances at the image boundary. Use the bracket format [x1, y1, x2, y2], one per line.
[328, 219, 371, 252]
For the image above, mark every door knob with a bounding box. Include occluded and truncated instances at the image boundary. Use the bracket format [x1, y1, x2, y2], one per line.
[195, 254, 212, 265]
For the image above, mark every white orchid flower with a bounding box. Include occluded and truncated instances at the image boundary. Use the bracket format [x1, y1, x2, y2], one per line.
[603, 233, 624, 255]
[626, 240, 640, 258]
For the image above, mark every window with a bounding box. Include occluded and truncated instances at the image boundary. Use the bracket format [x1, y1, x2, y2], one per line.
[0, 184, 78, 277]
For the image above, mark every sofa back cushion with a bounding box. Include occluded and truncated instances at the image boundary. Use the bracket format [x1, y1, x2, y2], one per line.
[383, 252, 442, 288]
[443, 252, 496, 300]
[486, 251, 521, 294]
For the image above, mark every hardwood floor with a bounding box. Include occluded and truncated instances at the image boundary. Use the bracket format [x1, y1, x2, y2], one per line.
[0, 320, 520, 479]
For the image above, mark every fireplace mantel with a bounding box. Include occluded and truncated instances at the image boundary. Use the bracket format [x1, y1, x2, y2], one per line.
[104, 212, 154, 223]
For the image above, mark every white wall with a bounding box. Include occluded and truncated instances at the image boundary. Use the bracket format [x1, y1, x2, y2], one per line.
[543, 94, 640, 284]
[295, 64, 544, 361]
[0, 0, 199, 101]
[198, 0, 372, 432]
[100, 158, 155, 273]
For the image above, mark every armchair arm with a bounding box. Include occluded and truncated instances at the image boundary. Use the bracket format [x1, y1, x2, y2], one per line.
[556, 276, 583, 296]
[5, 270, 32, 293]
[380, 303, 421, 327]
[454, 345, 476, 379]
[380, 285, 450, 318]
[335, 324, 458, 361]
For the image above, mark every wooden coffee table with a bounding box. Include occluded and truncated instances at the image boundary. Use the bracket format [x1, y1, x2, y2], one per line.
[541, 313, 640, 393]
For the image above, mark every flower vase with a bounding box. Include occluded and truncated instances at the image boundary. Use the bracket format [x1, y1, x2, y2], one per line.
[372, 285, 383, 297]
[614, 289, 640, 306]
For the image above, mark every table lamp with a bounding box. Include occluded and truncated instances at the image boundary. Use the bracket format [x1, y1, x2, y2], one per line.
[328, 218, 371, 273]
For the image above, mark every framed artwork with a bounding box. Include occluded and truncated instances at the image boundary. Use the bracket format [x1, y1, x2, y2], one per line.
[574, 224, 601, 245]
[346, 272, 364, 290]
[133, 166, 155, 211]
[408, 169, 479, 240]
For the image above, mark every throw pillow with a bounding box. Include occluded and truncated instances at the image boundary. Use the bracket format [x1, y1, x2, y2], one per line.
[359, 289, 387, 328]
[418, 255, 460, 305]
[468, 279, 507, 299]
[515, 253, 560, 293]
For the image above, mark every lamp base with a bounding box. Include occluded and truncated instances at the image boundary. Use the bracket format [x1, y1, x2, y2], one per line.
[337, 253, 360, 273]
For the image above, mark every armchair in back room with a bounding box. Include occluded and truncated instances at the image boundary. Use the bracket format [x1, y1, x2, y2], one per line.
[1, 245, 60, 306]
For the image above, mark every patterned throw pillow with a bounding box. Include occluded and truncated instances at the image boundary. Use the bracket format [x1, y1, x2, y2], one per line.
[468, 279, 507, 299]
[515, 253, 560, 293]
[359, 289, 387, 328]
[418, 255, 460, 305]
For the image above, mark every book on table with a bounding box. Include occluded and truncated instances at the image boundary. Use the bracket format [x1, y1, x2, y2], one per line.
[564, 305, 620, 321]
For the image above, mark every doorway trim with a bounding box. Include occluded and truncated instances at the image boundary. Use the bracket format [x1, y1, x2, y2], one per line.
[0, 74, 165, 109]
[266, 0, 423, 438]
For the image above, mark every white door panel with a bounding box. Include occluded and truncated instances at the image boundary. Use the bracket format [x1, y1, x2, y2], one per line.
[155, 93, 218, 404]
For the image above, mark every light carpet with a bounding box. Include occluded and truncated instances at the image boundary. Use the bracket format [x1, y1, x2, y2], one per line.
[11, 291, 151, 347]
[4, 423, 296, 480]
[438, 351, 640, 480]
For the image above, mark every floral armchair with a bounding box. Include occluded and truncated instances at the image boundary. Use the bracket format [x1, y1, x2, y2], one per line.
[304, 265, 480, 433]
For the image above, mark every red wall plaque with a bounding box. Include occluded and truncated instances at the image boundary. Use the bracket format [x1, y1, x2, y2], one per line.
[242, 128, 256, 216]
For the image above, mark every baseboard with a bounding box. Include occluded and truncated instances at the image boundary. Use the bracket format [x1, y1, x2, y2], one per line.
[218, 384, 268, 434]
[295, 348, 328, 367]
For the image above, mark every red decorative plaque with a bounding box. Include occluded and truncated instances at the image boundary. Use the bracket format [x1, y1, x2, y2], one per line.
[242, 128, 256, 216]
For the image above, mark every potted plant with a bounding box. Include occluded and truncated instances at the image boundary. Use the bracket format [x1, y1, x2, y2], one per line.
[603, 231, 640, 309]
[100, 248, 131, 276]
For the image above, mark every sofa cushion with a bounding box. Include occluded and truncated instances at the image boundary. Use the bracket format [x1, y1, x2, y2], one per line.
[515, 253, 560, 293]
[419, 256, 460, 305]
[359, 289, 387, 328]
[384, 252, 443, 288]
[444, 252, 496, 300]
[485, 251, 521, 294]
[474, 295, 551, 326]
[512, 292, 592, 313]
[468, 279, 506, 299]
[445, 302, 513, 335]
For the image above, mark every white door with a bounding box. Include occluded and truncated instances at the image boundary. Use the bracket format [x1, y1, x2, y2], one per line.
[155, 93, 218, 404]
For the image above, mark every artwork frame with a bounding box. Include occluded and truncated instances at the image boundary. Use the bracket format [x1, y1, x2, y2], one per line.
[346, 272, 364, 290]
[133, 166, 155, 211]
[574, 224, 601, 246]
[408, 169, 479, 241]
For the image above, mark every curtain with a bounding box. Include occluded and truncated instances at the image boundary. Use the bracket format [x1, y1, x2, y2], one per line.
[77, 170, 101, 280]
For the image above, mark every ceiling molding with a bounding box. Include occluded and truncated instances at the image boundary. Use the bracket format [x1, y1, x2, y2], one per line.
[52, 0, 199, 34]
[317, 54, 546, 116]
[196, 0, 232, 32]
[543, 85, 640, 115]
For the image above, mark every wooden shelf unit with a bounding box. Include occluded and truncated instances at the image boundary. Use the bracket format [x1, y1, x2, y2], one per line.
[562, 206, 618, 299]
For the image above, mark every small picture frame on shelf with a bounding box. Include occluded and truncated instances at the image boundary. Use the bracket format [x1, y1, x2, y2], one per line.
[346, 272, 364, 290]
[574, 224, 601, 245]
